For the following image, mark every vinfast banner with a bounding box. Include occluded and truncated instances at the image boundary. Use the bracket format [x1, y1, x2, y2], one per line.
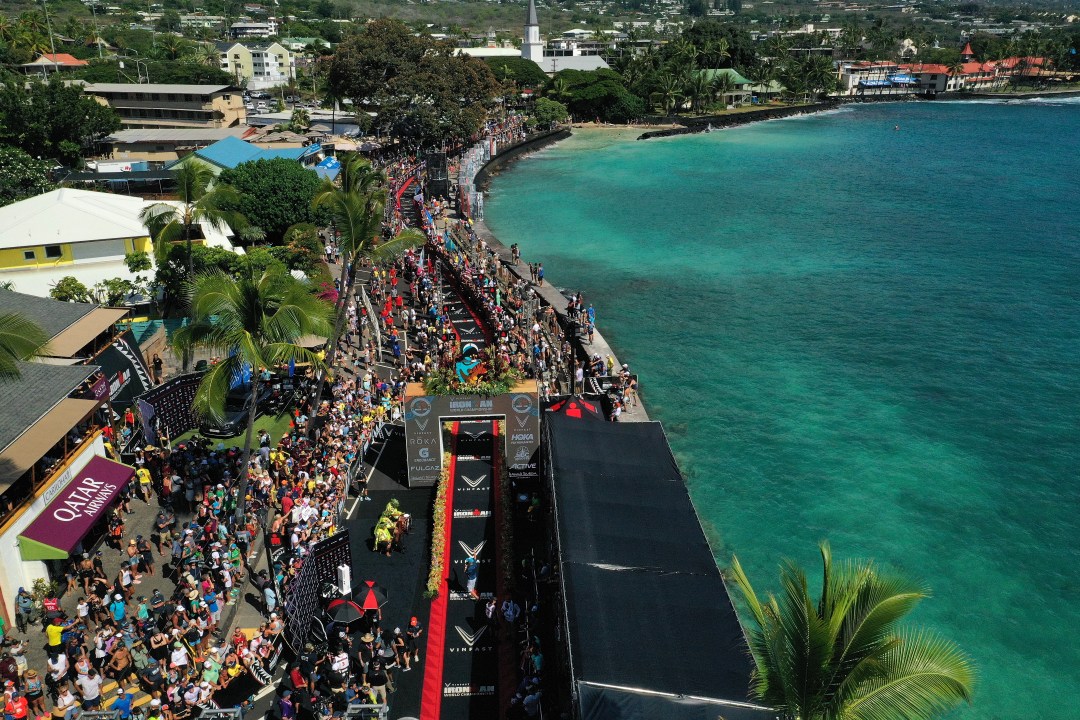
[19, 456, 135, 560]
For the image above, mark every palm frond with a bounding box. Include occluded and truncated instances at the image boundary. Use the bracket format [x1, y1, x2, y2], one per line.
[191, 357, 239, 423]
[0, 312, 51, 381]
[844, 628, 974, 720]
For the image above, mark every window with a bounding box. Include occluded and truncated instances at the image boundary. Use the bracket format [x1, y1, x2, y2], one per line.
[23, 250, 35, 261]
[44, 245, 62, 259]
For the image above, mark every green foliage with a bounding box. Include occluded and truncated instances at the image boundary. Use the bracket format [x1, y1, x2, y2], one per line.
[484, 57, 548, 88]
[328, 18, 501, 150]
[50, 276, 92, 303]
[530, 98, 568, 127]
[730, 542, 975, 720]
[72, 57, 233, 86]
[0, 312, 51, 382]
[94, 277, 137, 306]
[421, 347, 524, 397]
[173, 266, 333, 518]
[218, 159, 326, 245]
[0, 73, 119, 165]
[0, 146, 52, 206]
[125, 251, 152, 274]
[547, 69, 645, 123]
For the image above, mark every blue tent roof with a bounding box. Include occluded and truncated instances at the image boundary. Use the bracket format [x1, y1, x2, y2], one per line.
[171, 136, 316, 171]
[314, 156, 341, 181]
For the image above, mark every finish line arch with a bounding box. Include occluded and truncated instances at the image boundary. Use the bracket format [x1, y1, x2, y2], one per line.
[402, 382, 540, 488]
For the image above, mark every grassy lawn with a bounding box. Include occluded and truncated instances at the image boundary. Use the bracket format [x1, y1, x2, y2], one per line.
[172, 410, 295, 447]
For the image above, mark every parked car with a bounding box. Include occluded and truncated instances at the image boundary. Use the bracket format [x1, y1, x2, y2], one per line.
[198, 383, 274, 437]
[286, 94, 301, 103]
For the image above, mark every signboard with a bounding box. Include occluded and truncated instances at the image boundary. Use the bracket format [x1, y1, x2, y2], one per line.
[402, 386, 539, 488]
[134, 372, 205, 441]
[96, 330, 153, 408]
[282, 530, 352, 653]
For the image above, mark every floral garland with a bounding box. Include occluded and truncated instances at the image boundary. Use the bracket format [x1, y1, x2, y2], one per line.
[424, 451, 453, 599]
[497, 422, 515, 591]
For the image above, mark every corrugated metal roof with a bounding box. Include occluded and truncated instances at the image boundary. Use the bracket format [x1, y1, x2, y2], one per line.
[108, 127, 247, 144]
[0, 188, 147, 250]
[85, 83, 233, 95]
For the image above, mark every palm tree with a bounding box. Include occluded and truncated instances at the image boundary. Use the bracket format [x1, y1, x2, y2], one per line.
[710, 72, 736, 108]
[752, 59, 777, 103]
[140, 160, 245, 276]
[702, 38, 730, 68]
[172, 268, 332, 522]
[547, 75, 571, 104]
[306, 154, 425, 420]
[684, 72, 711, 114]
[0, 313, 51, 382]
[652, 72, 684, 115]
[156, 34, 186, 61]
[730, 542, 975, 720]
[0, 15, 14, 45]
[289, 107, 311, 132]
[187, 42, 221, 68]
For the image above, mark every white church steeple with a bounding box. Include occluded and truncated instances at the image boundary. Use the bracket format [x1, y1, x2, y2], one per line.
[522, 0, 544, 63]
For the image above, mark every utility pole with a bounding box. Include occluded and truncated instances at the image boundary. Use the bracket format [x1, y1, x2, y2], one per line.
[41, 0, 56, 55]
[90, 2, 103, 60]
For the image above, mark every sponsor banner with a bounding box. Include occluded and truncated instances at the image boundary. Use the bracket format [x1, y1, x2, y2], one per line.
[404, 391, 539, 487]
[96, 330, 153, 408]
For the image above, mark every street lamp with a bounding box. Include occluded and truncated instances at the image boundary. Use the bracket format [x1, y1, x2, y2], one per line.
[118, 50, 151, 84]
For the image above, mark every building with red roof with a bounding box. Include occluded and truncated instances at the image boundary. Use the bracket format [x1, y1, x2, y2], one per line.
[21, 53, 89, 75]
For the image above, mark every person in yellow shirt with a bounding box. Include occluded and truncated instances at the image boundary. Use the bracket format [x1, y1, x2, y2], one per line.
[45, 617, 74, 657]
[135, 467, 153, 504]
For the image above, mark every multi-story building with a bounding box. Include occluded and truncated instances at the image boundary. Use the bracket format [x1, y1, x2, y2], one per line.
[84, 83, 245, 129]
[217, 41, 295, 90]
[230, 19, 278, 38]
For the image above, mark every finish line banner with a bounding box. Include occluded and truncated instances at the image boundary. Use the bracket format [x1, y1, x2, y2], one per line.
[402, 385, 539, 488]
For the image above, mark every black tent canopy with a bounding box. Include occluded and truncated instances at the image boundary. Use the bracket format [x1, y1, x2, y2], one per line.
[545, 414, 774, 720]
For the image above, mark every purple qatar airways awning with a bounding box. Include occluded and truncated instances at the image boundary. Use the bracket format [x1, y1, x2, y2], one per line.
[19, 456, 135, 560]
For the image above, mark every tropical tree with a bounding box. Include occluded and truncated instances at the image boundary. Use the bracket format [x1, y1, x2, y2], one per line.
[289, 107, 311, 132]
[652, 72, 684, 114]
[188, 42, 221, 68]
[140, 161, 245, 277]
[0, 312, 50, 381]
[684, 72, 712, 114]
[730, 542, 975, 720]
[307, 154, 424, 419]
[172, 268, 332, 521]
[709, 72, 736, 108]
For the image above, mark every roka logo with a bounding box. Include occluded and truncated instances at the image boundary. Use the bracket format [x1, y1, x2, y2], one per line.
[458, 540, 486, 557]
[462, 474, 486, 488]
[455, 625, 488, 647]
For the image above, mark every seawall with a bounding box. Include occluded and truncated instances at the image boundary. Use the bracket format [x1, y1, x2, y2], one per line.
[473, 127, 572, 191]
[638, 101, 839, 139]
[462, 128, 651, 421]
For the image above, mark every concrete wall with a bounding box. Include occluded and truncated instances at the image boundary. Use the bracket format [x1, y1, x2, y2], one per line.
[473, 127, 572, 190]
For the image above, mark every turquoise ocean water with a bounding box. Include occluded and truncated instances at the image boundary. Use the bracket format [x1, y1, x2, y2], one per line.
[484, 100, 1080, 720]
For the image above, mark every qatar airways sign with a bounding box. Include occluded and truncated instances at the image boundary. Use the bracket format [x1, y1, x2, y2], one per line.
[20, 456, 134, 553]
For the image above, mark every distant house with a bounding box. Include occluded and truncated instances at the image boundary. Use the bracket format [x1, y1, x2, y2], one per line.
[167, 136, 320, 175]
[21, 53, 89, 75]
[0, 188, 239, 297]
[84, 83, 246, 130]
[230, 20, 278, 38]
[104, 127, 248, 163]
[217, 41, 295, 90]
[700, 68, 754, 106]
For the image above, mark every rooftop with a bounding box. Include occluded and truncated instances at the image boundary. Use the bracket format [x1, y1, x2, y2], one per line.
[172, 136, 315, 171]
[85, 83, 234, 95]
[0, 361, 97, 456]
[0, 188, 148, 250]
[23, 53, 89, 67]
[108, 127, 247, 144]
[0, 288, 97, 341]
